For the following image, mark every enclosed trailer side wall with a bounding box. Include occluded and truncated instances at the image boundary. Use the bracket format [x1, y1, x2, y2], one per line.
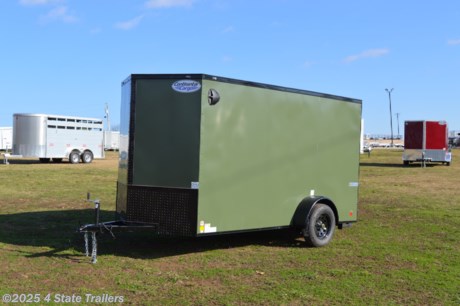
[197, 79, 361, 233]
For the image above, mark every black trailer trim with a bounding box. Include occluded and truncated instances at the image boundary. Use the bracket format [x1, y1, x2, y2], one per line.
[202, 74, 361, 104]
[125, 74, 362, 104]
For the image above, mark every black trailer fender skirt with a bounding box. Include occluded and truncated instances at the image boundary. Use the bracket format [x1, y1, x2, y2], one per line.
[291, 196, 339, 230]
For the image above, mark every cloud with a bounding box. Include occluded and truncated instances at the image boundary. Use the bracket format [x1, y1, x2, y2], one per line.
[221, 26, 235, 34]
[145, 0, 194, 9]
[39, 6, 77, 23]
[115, 15, 144, 30]
[19, 0, 61, 6]
[447, 39, 460, 45]
[90, 28, 102, 35]
[344, 48, 389, 63]
[222, 55, 233, 62]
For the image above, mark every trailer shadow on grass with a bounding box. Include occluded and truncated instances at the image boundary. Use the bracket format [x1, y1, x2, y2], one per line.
[2, 159, 43, 165]
[360, 162, 441, 168]
[1, 158, 67, 165]
[0, 210, 306, 261]
[360, 162, 405, 168]
[98, 228, 307, 260]
[0, 209, 111, 261]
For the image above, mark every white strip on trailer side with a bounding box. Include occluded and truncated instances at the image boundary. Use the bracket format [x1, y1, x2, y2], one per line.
[12, 113, 105, 163]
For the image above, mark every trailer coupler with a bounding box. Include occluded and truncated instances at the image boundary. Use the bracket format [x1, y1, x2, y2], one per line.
[79, 193, 157, 264]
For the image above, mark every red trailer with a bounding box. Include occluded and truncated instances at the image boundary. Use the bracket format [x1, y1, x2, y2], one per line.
[403, 120, 452, 166]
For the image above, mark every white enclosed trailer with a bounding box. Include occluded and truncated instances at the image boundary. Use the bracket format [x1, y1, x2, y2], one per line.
[104, 131, 120, 151]
[13, 114, 104, 163]
[0, 127, 12, 150]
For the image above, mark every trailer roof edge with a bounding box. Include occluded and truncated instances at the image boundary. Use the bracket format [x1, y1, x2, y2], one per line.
[13, 113, 103, 121]
[124, 74, 362, 104]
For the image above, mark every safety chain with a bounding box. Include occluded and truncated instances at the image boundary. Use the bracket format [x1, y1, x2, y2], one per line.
[91, 232, 97, 264]
[84, 232, 89, 257]
[83, 231, 98, 264]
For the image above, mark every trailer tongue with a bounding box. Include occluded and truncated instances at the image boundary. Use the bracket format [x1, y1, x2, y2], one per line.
[79, 193, 158, 263]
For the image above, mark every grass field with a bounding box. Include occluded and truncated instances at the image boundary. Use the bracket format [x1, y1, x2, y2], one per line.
[0, 150, 459, 305]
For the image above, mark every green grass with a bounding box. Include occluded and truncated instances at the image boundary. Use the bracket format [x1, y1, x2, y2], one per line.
[0, 150, 459, 305]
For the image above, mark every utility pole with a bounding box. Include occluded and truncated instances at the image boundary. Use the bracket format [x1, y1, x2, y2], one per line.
[104, 103, 111, 131]
[385, 88, 394, 147]
[396, 112, 400, 139]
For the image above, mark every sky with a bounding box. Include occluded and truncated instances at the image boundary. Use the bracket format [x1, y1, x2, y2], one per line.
[1, 0, 459, 135]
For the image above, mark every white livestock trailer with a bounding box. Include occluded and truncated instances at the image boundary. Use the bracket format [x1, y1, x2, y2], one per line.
[12, 114, 104, 163]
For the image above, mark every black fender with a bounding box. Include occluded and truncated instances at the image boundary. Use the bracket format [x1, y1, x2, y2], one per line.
[291, 196, 339, 230]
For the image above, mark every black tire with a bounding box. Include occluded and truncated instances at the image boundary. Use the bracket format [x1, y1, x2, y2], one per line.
[304, 204, 336, 247]
[39, 158, 50, 163]
[69, 151, 80, 164]
[81, 151, 93, 164]
[403, 160, 409, 166]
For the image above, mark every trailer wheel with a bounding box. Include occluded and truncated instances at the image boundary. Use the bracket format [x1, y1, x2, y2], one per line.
[304, 204, 335, 247]
[81, 151, 93, 164]
[69, 151, 80, 164]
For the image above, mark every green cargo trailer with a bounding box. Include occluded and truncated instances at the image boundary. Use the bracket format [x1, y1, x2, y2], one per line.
[80, 74, 362, 261]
